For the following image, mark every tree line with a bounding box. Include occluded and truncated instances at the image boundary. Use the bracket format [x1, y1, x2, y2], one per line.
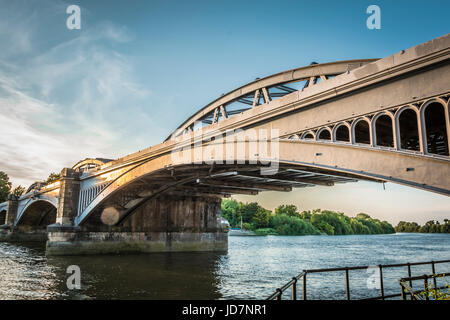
[221, 199, 396, 236]
[0, 171, 60, 203]
[395, 220, 450, 233]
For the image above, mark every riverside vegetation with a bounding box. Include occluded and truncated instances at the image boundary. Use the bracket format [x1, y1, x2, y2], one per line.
[222, 199, 449, 236]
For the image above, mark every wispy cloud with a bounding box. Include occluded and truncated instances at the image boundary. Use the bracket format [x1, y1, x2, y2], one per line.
[0, 0, 156, 187]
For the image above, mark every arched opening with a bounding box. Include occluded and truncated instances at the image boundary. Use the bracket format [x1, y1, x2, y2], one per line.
[17, 200, 57, 228]
[354, 120, 370, 144]
[424, 102, 449, 156]
[317, 129, 331, 140]
[375, 114, 394, 147]
[302, 132, 314, 140]
[335, 125, 350, 142]
[0, 210, 6, 225]
[398, 108, 420, 151]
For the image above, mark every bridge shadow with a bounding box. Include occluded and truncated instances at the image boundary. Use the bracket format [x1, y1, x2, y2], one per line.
[46, 251, 226, 299]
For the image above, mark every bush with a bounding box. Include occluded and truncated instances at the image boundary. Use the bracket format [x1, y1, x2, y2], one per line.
[254, 228, 278, 236]
[271, 214, 320, 236]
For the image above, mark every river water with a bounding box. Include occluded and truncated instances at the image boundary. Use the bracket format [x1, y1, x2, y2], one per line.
[0, 233, 449, 300]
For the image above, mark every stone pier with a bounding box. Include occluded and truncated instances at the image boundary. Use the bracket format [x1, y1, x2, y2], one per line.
[46, 194, 228, 256]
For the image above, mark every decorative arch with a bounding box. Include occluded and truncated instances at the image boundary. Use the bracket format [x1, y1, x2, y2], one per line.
[395, 105, 421, 152]
[288, 134, 300, 140]
[301, 131, 316, 140]
[16, 199, 57, 227]
[352, 117, 372, 145]
[333, 122, 351, 142]
[420, 98, 449, 156]
[372, 112, 395, 148]
[316, 127, 332, 141]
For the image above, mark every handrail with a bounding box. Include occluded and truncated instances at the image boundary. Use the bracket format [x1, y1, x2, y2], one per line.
[267, 259, 450, 300]
[399, 272, 448, 300]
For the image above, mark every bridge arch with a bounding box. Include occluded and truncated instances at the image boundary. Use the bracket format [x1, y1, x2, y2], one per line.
[372, 112, 395, 148]
[333, 122, 351, 143]
[72, 158, 112, 173]
[352, 117, 372, 145]
[317, 127, 332, 141]
[420, 98, 449, 156]
[0, 209, 6, 225]
[16, 199, 57, 227]
[395, 105, 422, 152]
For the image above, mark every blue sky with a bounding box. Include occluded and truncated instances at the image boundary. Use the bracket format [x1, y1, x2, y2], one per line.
[0, 0, 449, 224]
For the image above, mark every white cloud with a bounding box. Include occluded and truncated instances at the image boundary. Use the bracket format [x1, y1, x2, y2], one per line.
[0, 1, 158, 188]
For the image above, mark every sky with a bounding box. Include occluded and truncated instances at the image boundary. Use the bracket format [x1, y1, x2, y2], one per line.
[0, 0, 448, 225]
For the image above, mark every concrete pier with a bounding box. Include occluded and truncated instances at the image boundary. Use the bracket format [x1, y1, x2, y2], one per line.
[45, 194, 228, 256]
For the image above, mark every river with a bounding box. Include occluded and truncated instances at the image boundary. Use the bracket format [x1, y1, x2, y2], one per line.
[0, 233, 449, 300]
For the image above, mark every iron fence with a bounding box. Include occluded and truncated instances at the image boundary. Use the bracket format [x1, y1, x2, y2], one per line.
[267, 259, 450, 300]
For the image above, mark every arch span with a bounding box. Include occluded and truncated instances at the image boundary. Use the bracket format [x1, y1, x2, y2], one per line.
[75, 138, 450, 227]
[16, 199, 57, 228]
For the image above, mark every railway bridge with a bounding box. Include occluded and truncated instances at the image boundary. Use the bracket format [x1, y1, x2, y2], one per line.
[1, 34, 449, 255]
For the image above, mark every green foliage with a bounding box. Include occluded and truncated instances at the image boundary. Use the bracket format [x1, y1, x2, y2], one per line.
[274, 204, 299, 217]
[420, 275, 450, 300]
[271, 214, 320, 236]
[252, 207, 271, 228]
[0, 171, 12, 203]
[239, 202, 260, 223]
[242, 222, 255, 231]
[221, 199, 241, 228]
[395, 220, 449, 233]
[220, 200, 397, 237]
[253, 228, 278, 236]
[12, 186, 26, 197]
[46, 172, 61, 184]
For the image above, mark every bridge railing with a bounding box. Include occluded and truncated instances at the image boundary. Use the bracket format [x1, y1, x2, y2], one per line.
[266, 259, 450, 300]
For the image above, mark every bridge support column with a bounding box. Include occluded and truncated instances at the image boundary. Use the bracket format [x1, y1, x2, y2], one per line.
[5, 195, 19, 226]
[46, 195, 229, 256]
[0, 195, 19, 241]
[55, 168, 80, 226]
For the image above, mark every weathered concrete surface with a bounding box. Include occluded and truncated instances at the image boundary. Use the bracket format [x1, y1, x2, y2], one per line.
[46, 194, 228, 255]
[0, 226, 47, 242]
[45, 231, 227, 256]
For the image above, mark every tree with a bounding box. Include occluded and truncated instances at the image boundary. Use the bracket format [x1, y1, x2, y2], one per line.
[238, 202, 260, 223]
[271, 214, 320, 235]
[12, 186, 26, 197]
[0, 171, 12, 202]
[46, 172, 61, 184]
[274, 204, 299, 218]
[252, 207, 271, 228]
[221, 199, 241, 228]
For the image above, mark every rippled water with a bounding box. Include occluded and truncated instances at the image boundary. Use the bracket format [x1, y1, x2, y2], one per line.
[0, 233, 449, 300]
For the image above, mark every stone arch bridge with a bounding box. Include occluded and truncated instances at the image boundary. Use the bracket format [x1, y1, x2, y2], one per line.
[1, 34, 449, 255]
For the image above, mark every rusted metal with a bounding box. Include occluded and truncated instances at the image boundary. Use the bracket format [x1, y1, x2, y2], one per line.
[379, 265, 385, 300]
[407, 263, 412, 300]
[424, 275, 429, 301]
[431, 261, 437, 289]
[302, 272, 307, 301]
[345, 268, 350, 300]
[267, 259, 450, 300]
[292, 277, 297, 300]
